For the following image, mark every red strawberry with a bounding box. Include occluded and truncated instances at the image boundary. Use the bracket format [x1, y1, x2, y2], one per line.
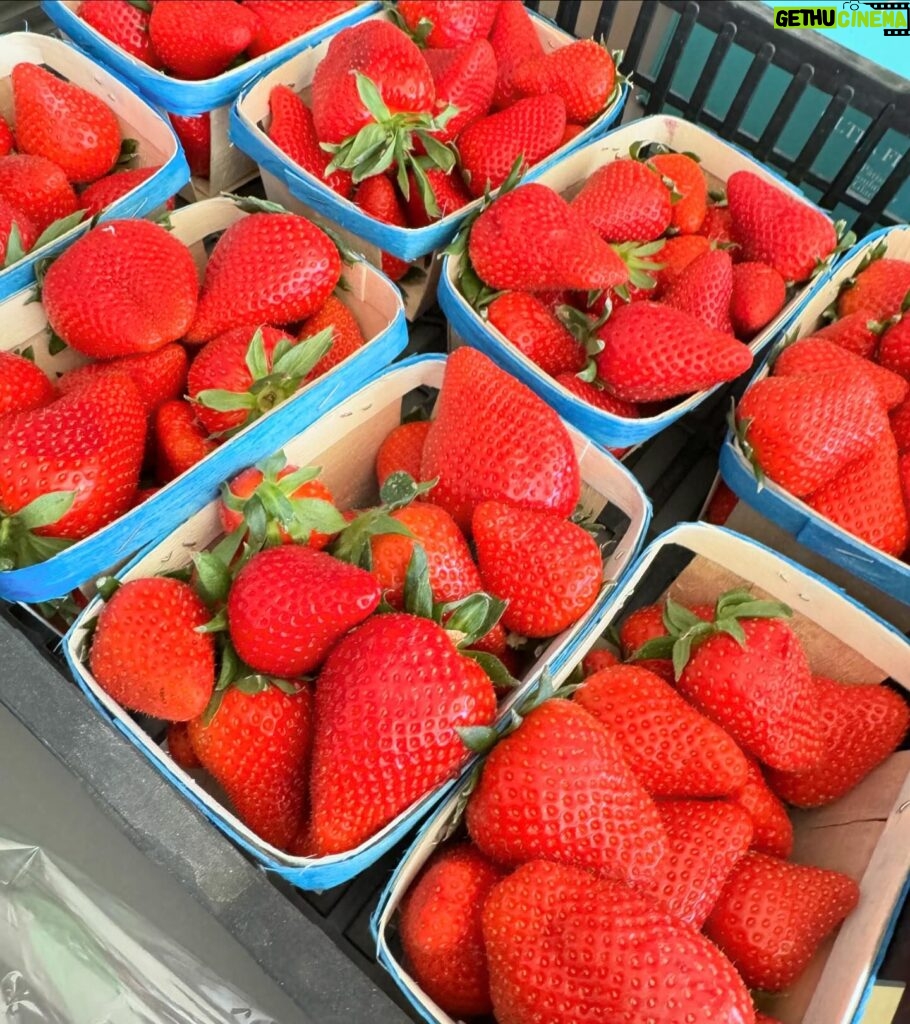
[705, 480, 738, 525]
[13, 63, 120, 185]
[467, 700, 666, 883]
[662, 248, 735, 333]
[878, 316, 910, 381]
[0, 114, 15, 156]
[561, 122, 585, 144]
[807, 312, 883, 359]
[513, 39, 615, 123]
[376, 421, 431, 486]
[596, 301, 752, 403]
[730, 757, 794, 859]
[352, 176, 410, 282]
[837, 257, 910, 320]
[89, 577, 215, 720]
[766, 675, 908, 807]
[650, 152, 707, 233]
[301, 293, 367, 381]
[893, 396, 910, 453]
[424, 40, 496, 143]
[468, 183, 628, 292]
[309, 612, 497, 853]
[396, 1, 499, 48]
[404, 167, 472, 226]
[472, 500, 602, 637]
[575, 664, 750, 798]
[704, 852, 859, 991]
[488, 0, 544, 110]
[149, 0, 257, 80]
[736, 372, 888, 496]
[0, 351, 55, 418]
[730, 261, 787, 338]
[153, 400, 216, 484]
[399, 844, 503, 1019]
[483, 859, 754, 1024]
[186, 213, 341, 343]
[420, 347, 581, 531]
[700, 203, 737, 249]
[571, 160, 672, 243]
[169, 114, 210, 178]
[641, 800, 753, 927]
[267, 85, 352, 199]
[59, 343, 188, 415]
[553, 373, 640, 418]
[458, 94, 566, 198]
[649, 234, 712, 296]
[901, 450, 910, 508]
[581, 647, 619, 675]
[78, 166, 172, 218]
[0, 197, 36, 263]
[80, 0, 162, 67]
[486, 292, 584, 377]
[246, 0, 356, 57]
[727, 171, 836, 282]
[0, 154, 78, 234]
[166, 722, 200, 771]
[618, 601, 714, 682]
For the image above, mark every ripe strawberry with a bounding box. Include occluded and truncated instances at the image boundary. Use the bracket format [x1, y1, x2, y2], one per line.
[396, 1, 499, 48]
[648, 151, 707, 233]
[618, 601, 714, 682]
[553, 373, 640, 418]
[472, 501, 602, 637]
[730, 261, 787, 338]
[807, 312, 883, 359]
[0, 351, 55, 418]
[267, 85, 352, 199]
[246, 0, 356, 57]
[775, 336, 908, 410]
[80, 0, 162, 66]
[0, 115, 15, 156]
[149, 0, 257, 79]
[376, 421, 431, 486]
[700, 203, 737, 249]
[404, 167, 472, 226]
[513, 39, 615, 123]
[878, 316, 910, 381]
[737, 372, 888, 496]
[352, 176, 410, 282]
[59, 343, 188, 415]
[423, 40, 496, 143]
[467, 700, 666, 883]
[0, 154, 78, 234]
[420, 347, 581, 531]
[901, 450, 910, 508]
[705, 480, 738, 525]
[153, 400, 216, 484]
[641, 800, 753, 928]
[300, 293, 367, 381]
[597, 301, 752, 403]
[571, 160, 672, 243]
[575, 664, 750, 797]
[483, 859, 754, 1024]
[468, 183, 628, 292]
[166, 722, 200, 771]
[837, 257, 910, 320]
[582, 647, 619, 675]
[704, 852, 859, 991]
[399, 843, 503, 1019]
[0, 197, 36, 263]
[662, 248, 735, 333]
[653, 236, 712, 296]
[169, 114, 210, 178]
[486, 292, 584, 377]
[186, 213, 341, 343]
[90, 577, 215, 720]
[561, 122, 585, 144]
[78, 166, 171, 218]
[309, 613, 497, 853]
[727, 171, 836, 282]
[13, 63, 120, 185]
[458, 94, 567, 198]
[893, 395, 910, 452]
[766, 675, 908, 807]
[488, 0, 544, 110]
[730, 757, 794, 859]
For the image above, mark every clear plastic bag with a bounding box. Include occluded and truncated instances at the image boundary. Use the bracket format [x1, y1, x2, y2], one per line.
[0, 835, 278, 1023]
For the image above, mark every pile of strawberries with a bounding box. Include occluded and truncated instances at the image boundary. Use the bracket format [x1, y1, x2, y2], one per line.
[0, 61, 170, 269]
[456, 155, 841, 421]
[82, 348, 608, 855]
[396, 589, 909, 1024]
[0, 201, 371, 576]
[735, 248, 910, 560]
[264, 0, 619, 280]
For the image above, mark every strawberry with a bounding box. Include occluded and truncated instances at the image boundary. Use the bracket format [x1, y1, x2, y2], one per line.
[488, 0, 544, 111]
[561, 123, 585, 144]
[648, 151, 707, 233]
[646, 235, 709, 299]
[396, 1, 499, 48]
[766, 675, 908, 807]
[704, 852, 859, 990]
[58, 343, 188, 414]
[727, 170, 836, 282]
[376, 421, 431, 486]
[78, 166, 171, 218]
[619, 601, 714, 682]
[896, 396, 910, 452]
[351, 176, 411, 282]
[0, 154, 78, 234]
[641, 800, 753, 927]
[186, 212, 341, 344]
[404, 167, 472, 226]
[0, 197, 36, 264]
[472, 500, 602, 637]
[700, 203, 737, 249]
[0, 115, 15, 157]
[483, 859, 754, 1024]
[661, 248, 735, 333]
[775, 336, 908, 410]
[486, 292, 584, 377]
[807, 312, 883, 359]
[267, 85, 352, 199]
[730, 757, 794, 859]
[423, 40, 496, 143]
[149, 0, 257, 80]
[300, 293, 367, 381]
[169, 114, 210, 178]
[13, 63, 121, 185]
[458, 94, 567, 198]
[571, 160, 672, 243]
[730, 261, 787, 338]
[837, 257, 910, 320]
[575, 664, 750, 797]
[596, 302, 752, 403]
[467, 183, 628, 292]
[246, 0, 356, 57]
[736, 372, 888, 496]
[582, 647, 619, 675]
[80, 0, 162, 67]
[553, 373, 640, 418]
[166, 722, 200, 771]
[512, 39, 616, 123]
[0, 351, 55, 418]
[309, 612, 497, 853]
[89, 577, 215, 720]
[399, 843, 503, 1019]
[705, 480, 738, 525]
[878, 316, 910, 381]
[43, 219, 198, 359]
[467, 700, 666, 883]
[420, 347, 581, 531]
[153, 400, 216, 484]
[901, 450, 910, 508]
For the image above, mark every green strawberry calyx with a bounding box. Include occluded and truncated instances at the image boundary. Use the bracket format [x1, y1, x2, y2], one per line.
[556, 303, 608, 382]
[381, 0, 434, 47]
[631, 589, 793, 680]
[0, 491, 76, 572]
[611, 238, 666, 296]
[201, 635, 305, 726]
